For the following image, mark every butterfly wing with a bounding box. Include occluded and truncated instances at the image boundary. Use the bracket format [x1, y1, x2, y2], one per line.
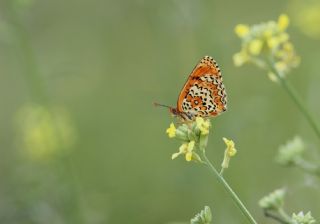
[177, 56, 227, 119]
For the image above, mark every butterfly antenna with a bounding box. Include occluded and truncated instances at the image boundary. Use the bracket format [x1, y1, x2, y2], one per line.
[153, 102, 172, 109]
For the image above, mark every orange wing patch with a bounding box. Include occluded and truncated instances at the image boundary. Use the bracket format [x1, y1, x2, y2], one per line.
[176, 56, 227, 120]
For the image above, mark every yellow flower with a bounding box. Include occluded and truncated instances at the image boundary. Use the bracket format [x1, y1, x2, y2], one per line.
[267, 37, 280, 48]
[185, 141, 195, 161]
[275, 61, 287, 73]
[223, 137, 237, 157]
[195, 117, 210, 135]
[268, 72, 279, 83]
[248, 39, 263, 55]
[171, 140, 196, 162]
[278, 14, 289, 31]
[195, 117, 204, 126]
[283, 42, 293, 51]
[166, 123, 176, 138]
[235, 24, 250, 38]
[234, 14, 299, 77]
[233, 51, 249, 66]
[263, 29, 273, 38]
[268, 33, 289, 49]
[221, 138, 237, 169]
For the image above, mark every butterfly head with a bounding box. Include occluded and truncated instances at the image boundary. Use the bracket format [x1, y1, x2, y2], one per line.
[154, 102, 193, 121]
[168, 107, 178, 115]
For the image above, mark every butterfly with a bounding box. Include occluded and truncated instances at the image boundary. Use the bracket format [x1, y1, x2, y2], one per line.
[156, 56, 227, 121]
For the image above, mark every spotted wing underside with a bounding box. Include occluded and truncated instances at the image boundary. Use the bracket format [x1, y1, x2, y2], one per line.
[177, 56, 227, 119]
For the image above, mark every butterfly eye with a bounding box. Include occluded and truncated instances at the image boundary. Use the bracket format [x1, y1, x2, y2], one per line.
[170, 108, 177, 115]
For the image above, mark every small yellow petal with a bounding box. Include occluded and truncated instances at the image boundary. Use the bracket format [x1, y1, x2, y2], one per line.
[195, 117, 204, 126]
[196, 117, 210, 135]
[233, 52, 248, 66]
[185, 152, 192, 161]
[278, 33, 289, 44]
[275, 61, 287, 72]
[223, 137, 230, 145]
[223, 137, 237, 157]
[166, 123, 176, 138]
[187, 140, 195, 152]
[267, 37, 279, 48]
[263, 29, 273, 38]
[283, 42, 293, 51]
[248, 39, 263, 55]
[235, 24, 250, 38]
[171, 152, 180, 160]
[200, 128, 209, 135]
[228, 147, 237, 157]
[268, 72, 279, 83]
[179, 143, 188, 153]
[202, 120, 210, 129]
[278, 14, 289, 31]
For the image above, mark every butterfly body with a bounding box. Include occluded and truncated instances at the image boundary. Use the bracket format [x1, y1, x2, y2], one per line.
[156, 56, 227, 121]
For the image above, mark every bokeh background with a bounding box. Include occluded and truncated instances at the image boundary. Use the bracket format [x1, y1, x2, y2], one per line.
[1, 0, 320, 223]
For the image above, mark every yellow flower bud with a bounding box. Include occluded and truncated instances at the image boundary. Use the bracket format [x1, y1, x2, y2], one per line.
[195, 117, 210, 135]
[268, 72, 279, 83]
[166, 123, 176, 138]
[233, 52, 248, 66]
[275, 61, 287, 73]
[283, 42, 293, 51]
[221, 138, 237, 170]
[235, 24, 250, 38]
[223, 138, 237, 157]
[267, 37, 280, 48]
[278, 14, 289, 31]
[171, 141, 196, 162]
[187, 140, 195, 152]
[185, 152, 193, 161]
[248, 39, 263, 55]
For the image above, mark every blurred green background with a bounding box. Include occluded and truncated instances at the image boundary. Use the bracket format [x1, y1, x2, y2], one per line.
[1, 0, 320, 223]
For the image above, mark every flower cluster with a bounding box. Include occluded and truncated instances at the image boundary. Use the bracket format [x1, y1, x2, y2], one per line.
[259, 188, 286, 211]
[292, 211, 316, 224]
[275, 136, 305, 166]
[259, 188, 317, 224]
[166, 117, 238, 171]
[190, 206, 212, 224]
[166, 117, 211, 162]
[233, 14, 300, 80]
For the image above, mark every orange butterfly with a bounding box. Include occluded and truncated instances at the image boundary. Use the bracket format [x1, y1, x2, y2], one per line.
[156, 56, 227, 121]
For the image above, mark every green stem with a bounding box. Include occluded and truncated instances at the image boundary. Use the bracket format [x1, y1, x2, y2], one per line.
[294, 158, 320, 177]
[278, 208, 292, 224]
[269, 63, 320, 140]
[202, 152, 258, 224]
[219, 168, 225, 176]
[8, 2, 49, 104]
[264, 210, 291, 224]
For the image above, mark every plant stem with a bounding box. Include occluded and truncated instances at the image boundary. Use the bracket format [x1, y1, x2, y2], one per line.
[264, 210, 291, 224]
[294, 157, 320, 177]
[278, 208, 292, 224]
[8, 2, 49, 104]
[219, 168, 225, 176]
[269, 63, 320, 140]
[202, 152, 258, 224]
